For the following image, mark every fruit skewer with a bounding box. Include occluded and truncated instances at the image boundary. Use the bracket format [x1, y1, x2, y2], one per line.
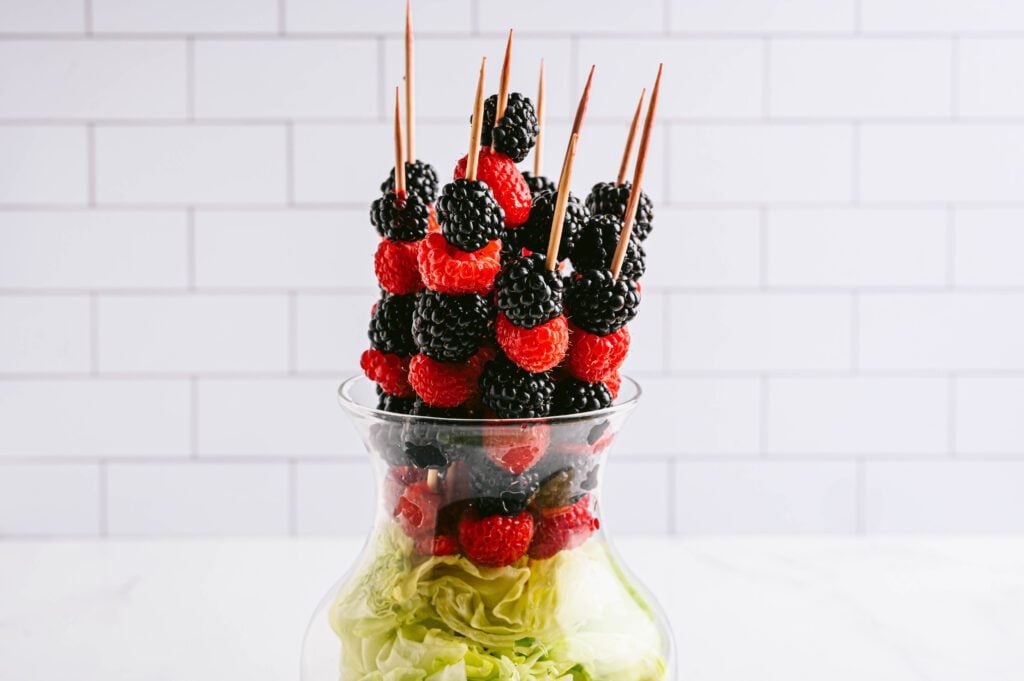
[616, 88, 646, 187]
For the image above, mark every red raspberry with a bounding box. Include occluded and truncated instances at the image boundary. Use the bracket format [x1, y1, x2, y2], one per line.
[454, 149, 531, 228]
[374, 238, 423, 295]
[566, 325, 630, 383]
[495, 312, 569, 373]
[408, 352, 486, 407]
[383, 466, 427, 512]
[428, 204, 440, 232]
[394, 480, 442, 537]
[360, 348, 413, 397]
[418, 232, 501, 295]
[483, 423, 550, 474]
[529, 496, 600, 560]
[458, 509, 534, 567]
[604, 371, 621, 400]
[414, 533, 459, 556]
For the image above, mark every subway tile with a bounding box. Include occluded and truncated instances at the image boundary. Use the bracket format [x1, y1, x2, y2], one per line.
[614, 377, 761, 455]
[601, 460, 672, 536]
[766, 377, 948, 456]
[860, 124, 1024, 202]
[954, 209, 1024, 287]
[295, 461, 376, 536]
[672, 125, 853, 203]
[194, 40, 377, 119]
[578, 38, 763, 119]
[295, 293, 383, 373]
[958, 40, 1024, 117]
[0, 380, 190, 457]
[0, 126, 87, 204]
[770, 39, 951, 118]
[197, 378, 353, 457]
[382, 37, 575, 119]
[0, 0, 84, 32]
[98, 294, 289, 372]
[194, 210, 376, 288]
[106, 462, 289, 536]
[92, 0, 279, 33]
[671, 0, 856, 32]
[620, 292, 667, 374]
[0, 296, 91, 372]
[862, 0, 1024, 32]
[859, 293, 1024, 370]
[644, 209, 761, 288]
[285, 0, 472, 33]
[864, 461, 1024, 533]
[0, 464, 99, 536]
[0, 41, 187, 119]
[766, 208, 947, 287]
[0, 211, 188, 289]
[955, 377, 1024, 456]
[480, 0, 664, 32]
[94, 125, 287, 204]
[671, 293, 851, 371]
[676, 461, 858, 534]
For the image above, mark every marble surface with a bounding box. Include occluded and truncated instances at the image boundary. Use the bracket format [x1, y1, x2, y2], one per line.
[2, 537, 1022, 680]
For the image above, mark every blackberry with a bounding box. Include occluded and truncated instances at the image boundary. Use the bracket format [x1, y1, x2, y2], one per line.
[371, 190, 431, 242]
[368, 292, 417, 356]
[522, 171, 555, 198]
[401, 400, 471, 470]
[376, 387, 416, 414]
[565, 269, 641, 336]
[436, 178, 505, 252]
[409, 398, 469, 419]
[494, 253, 564, 329]
[412, 290, 493, 363]
[585, 181, 654, 241]
[572, 213, 646, 280]
[477, 93, 539, 163]
[514, 189, 587, 263]
[480, 354, 555, 418]
[470, 458, 543, 516]
[380, 159, 440, 206]
[551, 378, 613, 416]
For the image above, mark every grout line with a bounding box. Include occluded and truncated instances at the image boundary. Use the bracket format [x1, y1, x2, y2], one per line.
[376, 37, 387, 122]
[850, 292, 860, 373]
[949, 37, 959, 119]
[83, 0, 92, 35]
[855, 458, 865, 535]
[288, 459, 298, 536]
[186, 38, 196, 122]
[947, 374, 957, 458]
[190, 376, 199, 458]
[186, 207, 196, 290]
[86, 123, 97, 206]
[851, 122, 861, 203]
[288, 292, 298, 375]
[946, 204, 956, 288]
[853, 0, 862, 33]
[470, 0, 480, 35]
[761, 37, 772, 118]
[662, 0, 672, 35]
[89, 292, 99, 374]
[666, 458, 676, 535]
[98, 460, 108, 537]
[285, 122, 296, 206]
[277, 0, 287, 35]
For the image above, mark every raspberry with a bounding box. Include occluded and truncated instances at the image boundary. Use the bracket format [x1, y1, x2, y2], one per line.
[394, 479, 442, 537]
[412, 290, 493, 363]
[381, 159, 440, 206]
[374, 238, 423, 295]
[368, 292, 417, 356]
[572, 213, 646, 280]
[478, 92, 539, 163]
[418, 232, 501, 295]
[566, 325, 630, 383]
[528, 496, 599, 560]
[436, 178, 505, 253]
[513, 189, 588, 263]
[480, 353, 555, 418]
[551, 378, 613, 415]
[494, 253, 564, 329]
[458, 508, 534, 567]
[495, 312, 568, 373]
[408, 352, 486, 407]
[605, 371, 621, 400]
[565, 269, 641, 336]
[585, 181, 654, 241]
[361, 348, 413, 397]
[522, 171, 555, 198]
[483, 423, 550, 474]
[414, 533, 459, 556]
[383, 466, 427, 513]
[428, 204, 440, 232]
[454, 148, 531, 228]
[371, 190, 431, 242]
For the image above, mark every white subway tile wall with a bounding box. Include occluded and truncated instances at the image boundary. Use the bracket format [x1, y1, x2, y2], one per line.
[2, 0, 1023, 537]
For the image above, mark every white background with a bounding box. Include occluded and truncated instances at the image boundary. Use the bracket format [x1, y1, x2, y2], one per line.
[3, 0, 1024, 539]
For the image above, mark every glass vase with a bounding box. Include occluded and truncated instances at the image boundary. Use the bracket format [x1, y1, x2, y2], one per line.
[301, 375, 674, 680]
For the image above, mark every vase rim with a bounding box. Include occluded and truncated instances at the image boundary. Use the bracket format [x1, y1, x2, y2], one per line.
[337, 374, 642, 425]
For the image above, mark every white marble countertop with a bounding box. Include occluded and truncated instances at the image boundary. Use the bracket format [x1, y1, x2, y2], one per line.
[2, 537, 1022, 680]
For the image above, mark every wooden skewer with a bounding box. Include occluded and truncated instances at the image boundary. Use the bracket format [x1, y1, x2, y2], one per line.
[466, 57, 487, 182]
[616, 88, 646, 186]
[545, 133, 579, 271]
[492, 29, 513, 152]
[611, 64, 662, 280]
[393, 86, 406, 195]
[533, 59, 545, 177]
[427, 468, 439, 493]
[404, 0, 415, 161]
[571, 65, 596, 137]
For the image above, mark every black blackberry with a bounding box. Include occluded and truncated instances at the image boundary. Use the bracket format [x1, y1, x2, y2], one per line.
[376, 386, 416, 414]
[565, 269, 641, 336]
[572, 213, 646, 280]
[551, 378, 613, 416]
[470, 458, 543, 516]
[371, 190, 431, 242]
[368, 292, 417, 356]
[499, 230, 521, 266]
[522, 171, 555, 198]
[514, 189, 588, 263]
[494, 253, 564, 329]
[436, 178, 505, 252]
[380, 159, 440, 205]
[412, 290, 493, 363]
[480, 354, 555, 418]
[401, 400, 471, 470]
[585, 181, 654, 241]
[409, 399, 469, 419]
[477, 92, 539, 163]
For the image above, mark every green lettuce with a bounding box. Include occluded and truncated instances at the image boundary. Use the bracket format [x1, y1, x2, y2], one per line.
[329, 526, 666, 681]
